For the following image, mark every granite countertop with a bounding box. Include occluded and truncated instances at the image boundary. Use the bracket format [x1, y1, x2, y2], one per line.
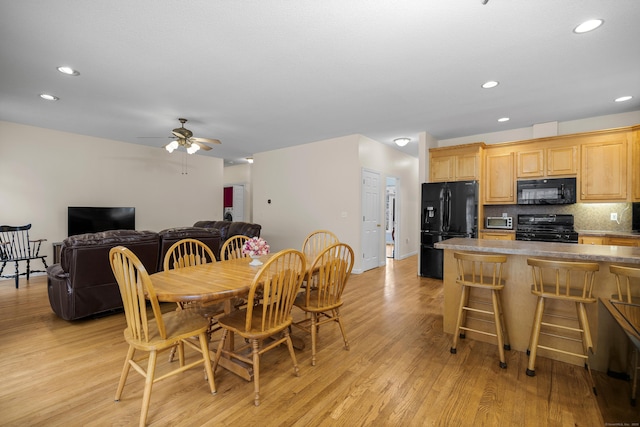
[576, 230, 640, 238]
[434, 237, 640, 264]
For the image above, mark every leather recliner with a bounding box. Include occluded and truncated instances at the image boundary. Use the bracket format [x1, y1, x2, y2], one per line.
[157, 226, 222, 264]
[193, 220, 261, 243]
[47, 230, 160, 321]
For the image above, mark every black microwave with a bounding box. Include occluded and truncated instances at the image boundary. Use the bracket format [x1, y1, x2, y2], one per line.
[517, 178, 576, 205]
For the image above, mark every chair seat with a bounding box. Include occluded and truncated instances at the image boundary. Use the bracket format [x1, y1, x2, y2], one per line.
[293, 291, 343, 312]
[124, 309, 210, 351]
[218, 306, 293, 339]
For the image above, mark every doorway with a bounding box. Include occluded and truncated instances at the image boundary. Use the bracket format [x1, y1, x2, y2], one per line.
[386, 176, 398, 259]
[361, 168, 381, 271]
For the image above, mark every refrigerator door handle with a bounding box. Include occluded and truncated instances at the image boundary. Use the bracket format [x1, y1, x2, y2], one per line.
[443, 188, 451, 231]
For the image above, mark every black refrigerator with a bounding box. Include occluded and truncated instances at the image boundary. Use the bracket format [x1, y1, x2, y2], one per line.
[420, 180, 478, 279]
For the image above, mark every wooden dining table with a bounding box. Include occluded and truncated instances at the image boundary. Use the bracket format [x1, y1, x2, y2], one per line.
[151, 255, 272, 381]
[150, 253, 310, 381]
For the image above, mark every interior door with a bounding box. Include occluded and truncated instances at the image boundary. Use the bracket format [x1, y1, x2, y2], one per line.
[362, 169, 381, 271]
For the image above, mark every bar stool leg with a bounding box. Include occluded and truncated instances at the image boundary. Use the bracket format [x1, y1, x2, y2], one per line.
[576, 302, 597, 395]
[526, 296, 545, 377]
[450, 285, 470, 354]
[491, 289, 507, 369]
[496, 290, 511, 351]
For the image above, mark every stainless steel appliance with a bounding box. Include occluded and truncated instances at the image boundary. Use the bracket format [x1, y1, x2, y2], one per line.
[517, 177, 576, 205]
[420, 180, 478, 279]
[486, 216, 513, 229]
[515, 214, 578, 243]
[633, 202, 640, 233]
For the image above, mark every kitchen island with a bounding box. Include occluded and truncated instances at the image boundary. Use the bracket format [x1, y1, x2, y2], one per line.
[434, 237, 640, 372]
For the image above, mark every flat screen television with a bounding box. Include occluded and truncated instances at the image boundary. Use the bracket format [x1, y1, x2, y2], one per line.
[67, 207, 136, 236]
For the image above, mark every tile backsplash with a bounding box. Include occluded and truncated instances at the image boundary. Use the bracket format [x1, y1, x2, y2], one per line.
[483, 202, 632, 232]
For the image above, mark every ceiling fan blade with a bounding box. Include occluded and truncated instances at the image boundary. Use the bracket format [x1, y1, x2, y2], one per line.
[191, 137, 221, 145]
[192, 141, 213, 151]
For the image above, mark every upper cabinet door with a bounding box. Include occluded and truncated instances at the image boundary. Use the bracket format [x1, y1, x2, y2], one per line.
[430, 155, 455, 182]
[485, 150, 515, 204]
[547, 145, 578, 176]
[580, 134, 628, 201]
[517, 149, 544, 178]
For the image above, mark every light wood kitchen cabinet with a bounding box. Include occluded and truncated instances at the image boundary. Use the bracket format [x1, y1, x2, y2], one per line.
[429, 143, 484, 182]
[479, 231, 515, 241]
[579, 236, 605, 245]
[605, 236, 639, 247]
[547, 145, 578, 176]
[484, 148, 515, 204]
[516, 145, 578, 178]
[633, 128, 640, 202]
[516, 149, 544, 178]
[580, 132, 628, 202]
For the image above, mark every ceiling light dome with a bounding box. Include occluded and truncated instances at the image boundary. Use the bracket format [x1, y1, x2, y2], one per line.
[394, 138, 411, 147]
[614, 96, 633, 102]
[57, 66, 80, 76]
[39, 93, 59, 101]
[574, 19, 604, 34]
[482, 80, 499, 89]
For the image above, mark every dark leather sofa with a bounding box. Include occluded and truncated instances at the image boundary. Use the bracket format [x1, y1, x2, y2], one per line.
[47, 226, 226, 320]
[193, 220, 261, 242]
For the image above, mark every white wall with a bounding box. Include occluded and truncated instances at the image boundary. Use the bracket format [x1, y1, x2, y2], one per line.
[0, 121, 224, 262]
[252, 134, 419, 273]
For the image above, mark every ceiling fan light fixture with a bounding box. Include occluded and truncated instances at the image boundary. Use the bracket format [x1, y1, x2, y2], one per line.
[394, 137, 411, 147]
[166, 140, 179, 153]
[186, 144, 200, 154]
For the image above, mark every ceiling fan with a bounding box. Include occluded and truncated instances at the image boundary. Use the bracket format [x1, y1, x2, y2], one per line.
[164, 118, 221, 154]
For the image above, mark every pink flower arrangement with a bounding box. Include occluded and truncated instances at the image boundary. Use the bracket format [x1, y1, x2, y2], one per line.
[242, 237, 270, 257]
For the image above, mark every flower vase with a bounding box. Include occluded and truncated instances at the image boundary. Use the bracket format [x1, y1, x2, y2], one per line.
[249, 254, 263, 266]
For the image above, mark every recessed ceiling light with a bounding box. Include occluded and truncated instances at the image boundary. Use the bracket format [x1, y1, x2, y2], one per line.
[39, 93, 59, 101]
[482, 81, 499, 89]
[614, 96, 633, 103]
[57, 66, 80, 76]
[574, 19, 604, 34]
[498, 117, 510, 122]
[394, 137, 411, 147]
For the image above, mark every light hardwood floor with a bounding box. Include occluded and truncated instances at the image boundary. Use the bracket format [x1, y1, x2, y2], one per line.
[1, 255, 638, 426]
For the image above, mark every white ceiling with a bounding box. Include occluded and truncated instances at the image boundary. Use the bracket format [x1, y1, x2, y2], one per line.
[1, 0, 639, 165]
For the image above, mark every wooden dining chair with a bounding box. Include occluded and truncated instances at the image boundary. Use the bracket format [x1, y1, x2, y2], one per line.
[292, 242, 354, 366]
[213, 249, 306, 406]
[610, 264, 640, 405]
[163, 238, 222, 361]
[301, 230, 339, 289]
[109, 246, 216, 427]
[302, 230, 339, 264]
[0, 224, 48, 288]
[220, 235, 249, 260]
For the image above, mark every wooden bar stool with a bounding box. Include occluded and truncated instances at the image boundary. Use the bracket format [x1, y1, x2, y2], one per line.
[525, 258, 599, 394]
[450, 251, 510, 368]
[610, 264, 640, 405]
